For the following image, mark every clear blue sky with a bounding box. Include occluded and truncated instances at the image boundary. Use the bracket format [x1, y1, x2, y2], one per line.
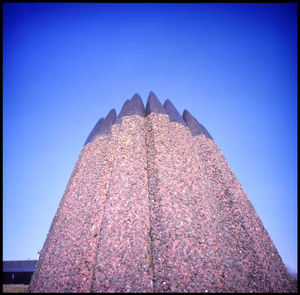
[3, 3, 297, 274]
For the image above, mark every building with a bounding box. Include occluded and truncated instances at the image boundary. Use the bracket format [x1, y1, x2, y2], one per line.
[29, 92, 296, 292]
[3, 260, 37, 285]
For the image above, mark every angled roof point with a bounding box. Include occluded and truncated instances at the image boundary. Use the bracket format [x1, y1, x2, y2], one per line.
[149, 90, 155, 97]
[86, 108, 116, 143]
[115, 99, 131, 124]
[131, 93, 141, 101]
[115, 94, 145, 124]
[145, 91, 166, 116]
[103, 108, 116, 130]
[128, 93, 145, 117]
[182, 109, 213, 139]
[84, 117, 104, 146]
[163, 99, 186, 126]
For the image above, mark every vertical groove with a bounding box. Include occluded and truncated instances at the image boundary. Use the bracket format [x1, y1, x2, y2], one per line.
[89, 136, 114, 292]
[90, 116, 152, 292]
[89, 123, 122, 292]
[145, 115, 156, 292]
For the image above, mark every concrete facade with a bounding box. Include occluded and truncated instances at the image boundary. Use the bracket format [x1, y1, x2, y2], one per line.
[29, 92, 296, 293]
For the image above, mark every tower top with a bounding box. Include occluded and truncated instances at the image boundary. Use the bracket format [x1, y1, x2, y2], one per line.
[84, 117, 104, 146]
[145, 91, 167, 116]
[163, 99, 186, 126]
[183, 109, 213, 139]
[84, 92, 214, 145]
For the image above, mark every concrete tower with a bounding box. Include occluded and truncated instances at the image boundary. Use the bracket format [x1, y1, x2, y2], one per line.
[29, 92, 296, 293]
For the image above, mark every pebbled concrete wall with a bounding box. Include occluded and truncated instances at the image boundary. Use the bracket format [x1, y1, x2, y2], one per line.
[29, 136, 112, 292]
[90, 116, 153, 292]
[29, 93, 296, 293]
[193, 135, 294, 292]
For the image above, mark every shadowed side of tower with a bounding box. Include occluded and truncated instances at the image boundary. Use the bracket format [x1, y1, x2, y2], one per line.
[29, 92, 296, 293]
[183, 110, 294, 292]
[145, 92, 215, 292]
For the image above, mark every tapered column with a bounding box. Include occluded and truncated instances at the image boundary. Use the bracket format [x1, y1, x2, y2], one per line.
[29, 92, 296, 293]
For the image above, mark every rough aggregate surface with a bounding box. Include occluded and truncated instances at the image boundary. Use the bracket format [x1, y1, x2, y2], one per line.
[29, 113, 296, 293]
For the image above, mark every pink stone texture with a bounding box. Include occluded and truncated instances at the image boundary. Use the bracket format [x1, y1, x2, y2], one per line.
[29, 98, 296, 293]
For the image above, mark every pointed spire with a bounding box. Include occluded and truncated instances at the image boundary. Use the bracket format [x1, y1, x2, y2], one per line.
[114, 99, 131, 124]
[182, 109, 213, 139]
[84, 109, 116, 144]
[129, 93, 145, 117]
[145, 91, 166, 116]
[99, 108, 116, 136]
[163, 99, 186, 126]
[84, 117, 104, 146]
[114, 94, 145, 124]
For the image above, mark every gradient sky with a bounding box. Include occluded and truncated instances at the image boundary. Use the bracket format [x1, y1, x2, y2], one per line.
[3, 3, 297, 274]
